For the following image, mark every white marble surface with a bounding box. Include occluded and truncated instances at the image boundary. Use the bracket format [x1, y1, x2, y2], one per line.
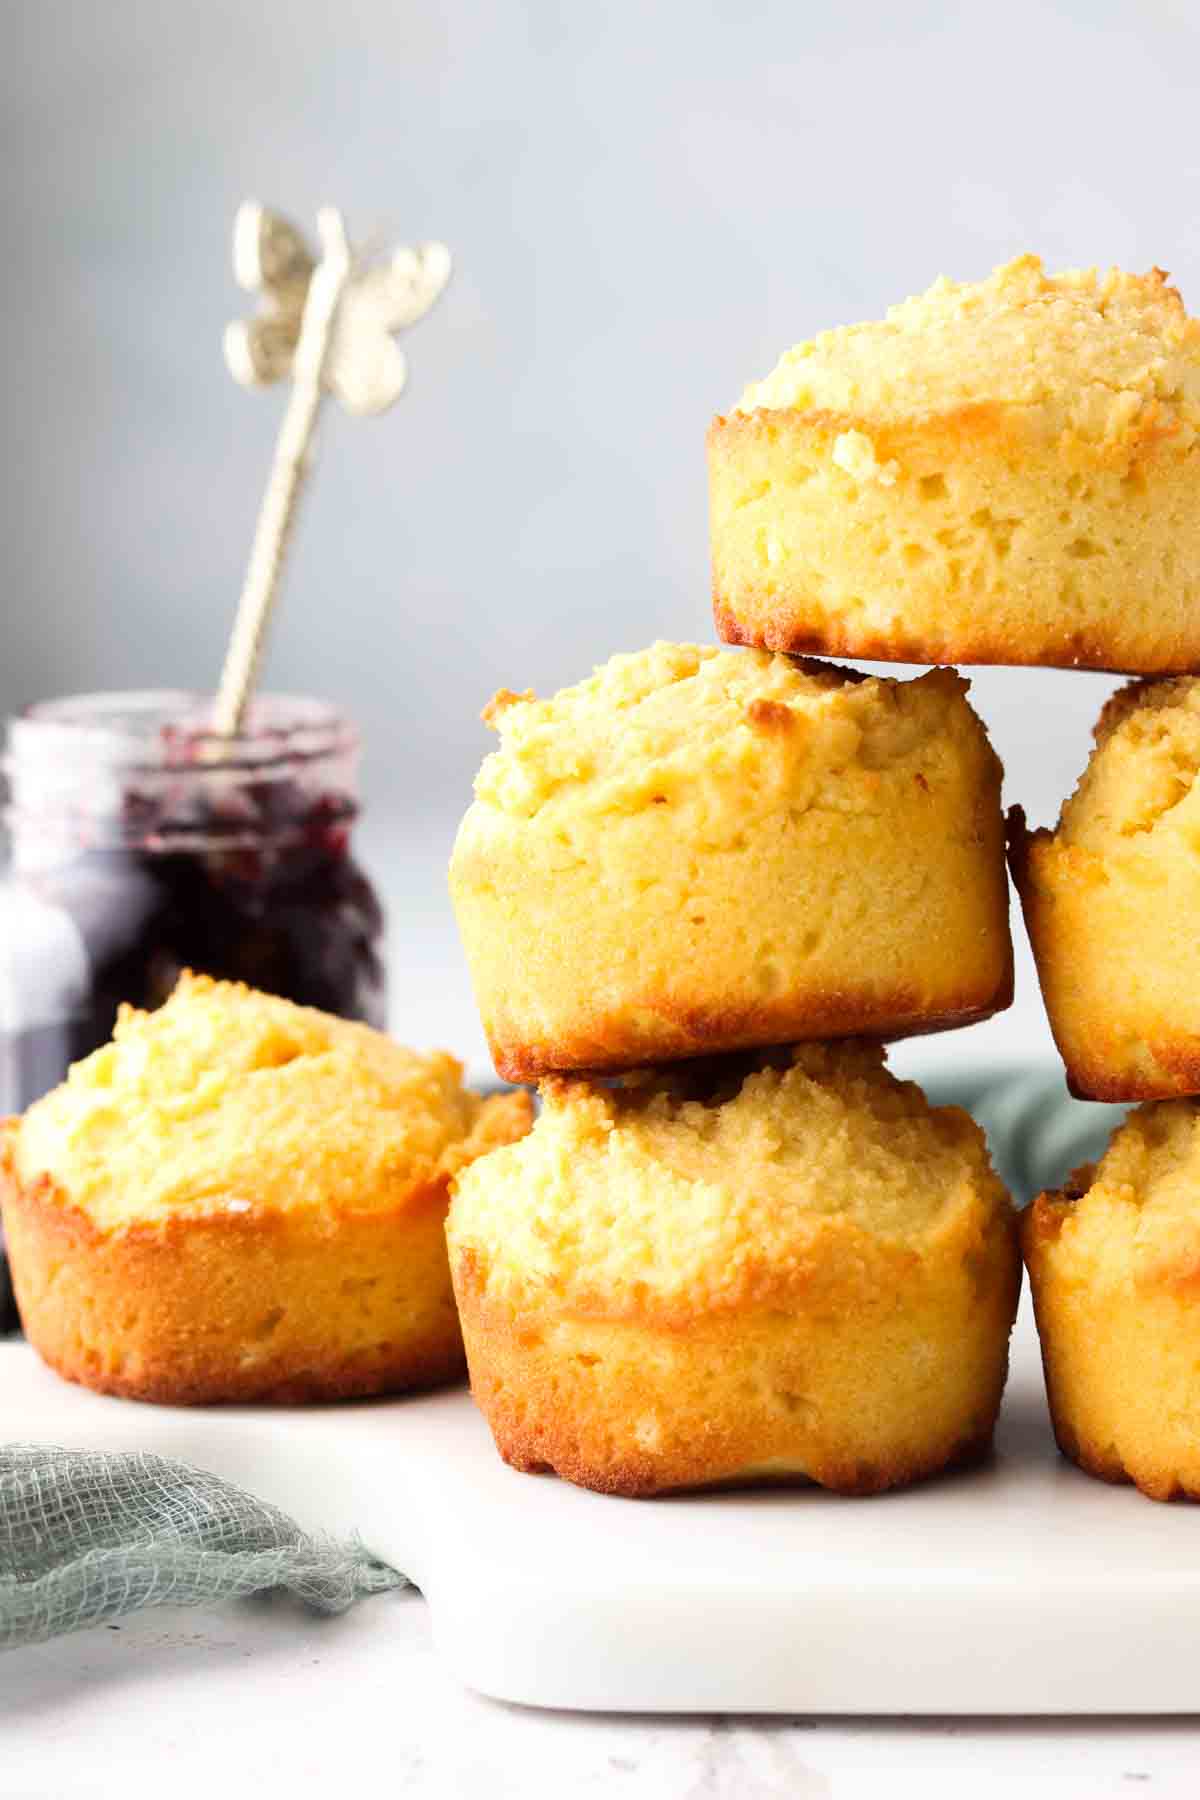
[6, 817, 1200, 1792]
[5, 1592, 1200, 1799]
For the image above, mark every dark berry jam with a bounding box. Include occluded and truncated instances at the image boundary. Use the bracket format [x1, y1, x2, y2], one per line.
[1, 692, 386, 1119]
[0, 809, 384, 1114]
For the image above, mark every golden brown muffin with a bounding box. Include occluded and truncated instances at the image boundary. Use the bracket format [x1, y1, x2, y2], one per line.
[448, 1043, 1021, 1497]
[1012, 676, 1200, 1101]
[1024, 1101, 1200, 1500]
[448, 642, 1012, 1082]
[0, 973, 531, 1404]
[710, 255, 1200, 672]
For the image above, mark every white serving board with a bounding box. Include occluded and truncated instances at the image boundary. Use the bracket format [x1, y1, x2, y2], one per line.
[3, 1291, 1198, 1716]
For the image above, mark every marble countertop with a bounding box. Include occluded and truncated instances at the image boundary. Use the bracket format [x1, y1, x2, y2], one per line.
[6, 1591, 1199, 1798]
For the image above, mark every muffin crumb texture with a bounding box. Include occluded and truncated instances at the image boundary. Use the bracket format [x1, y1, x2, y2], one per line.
[735, 256, 1200, 445]
[710, 256, 1200, 672]
[473, 642, 968, 822]
[2, 974, 531, 1404]
[1024, 1101, 1200, 1500]
[14, 972, 508, 1229]
[1013, 676, 1200, 1099]
[449, 1043, 1020, 1496]
[451, 643, 1011, 1078]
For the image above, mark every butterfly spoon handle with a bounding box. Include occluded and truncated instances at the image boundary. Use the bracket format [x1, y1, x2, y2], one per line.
[213, 203, 450, 740]
[212, 209, 352, 738]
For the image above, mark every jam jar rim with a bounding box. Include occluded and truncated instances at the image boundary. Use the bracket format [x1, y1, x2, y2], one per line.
[3, 691, 362, 853]
[7, 689, 359, 777]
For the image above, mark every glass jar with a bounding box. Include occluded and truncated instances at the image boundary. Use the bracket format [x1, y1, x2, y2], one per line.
[0, 691, 386, 1115]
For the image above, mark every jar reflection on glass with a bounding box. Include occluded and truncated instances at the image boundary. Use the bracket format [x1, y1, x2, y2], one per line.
[0, 691, 386, 1115]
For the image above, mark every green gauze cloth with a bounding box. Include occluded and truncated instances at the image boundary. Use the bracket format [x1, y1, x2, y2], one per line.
[0, 1444, 405, 1650]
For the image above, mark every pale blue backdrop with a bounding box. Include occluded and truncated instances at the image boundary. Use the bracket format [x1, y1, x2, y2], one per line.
[3, 0, 1194, 1068]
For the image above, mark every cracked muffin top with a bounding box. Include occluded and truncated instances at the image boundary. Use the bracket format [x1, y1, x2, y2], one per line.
[733, 255, 1200, 453]
[449, 1041, 1011, 1313]
[1034, 1099, 1200, 1291]
[1052, 676, 1200, 853]
[469, 642, 994, 830]
[10, 972, 530, 1229]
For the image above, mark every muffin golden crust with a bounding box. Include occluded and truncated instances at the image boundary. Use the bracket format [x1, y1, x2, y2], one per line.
[448, 1043, 1021, 1497]
[449, 642, 1012, 1081]
[710, 256, 1200, 672]
[1012, 676, 1200, 1101]
[1023, 1102, 1200, 1501]
[0, 974, 531, 1403]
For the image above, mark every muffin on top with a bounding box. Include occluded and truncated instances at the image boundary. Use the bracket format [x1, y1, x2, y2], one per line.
[448, 1041, 1021, 1497]
[710, 255, 1200, 672]
[1012, 676, 1200, 1100]
[1024, 1099, 1200, 1500]
[0, 973, 531, 1403]
[449, 641, 1012, 1081]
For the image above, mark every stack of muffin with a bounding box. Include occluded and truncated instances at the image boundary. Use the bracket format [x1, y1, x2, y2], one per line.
[9, 254, 1200, 1511]
[448, 253, 1200, 1501]
[447, 648, 1021, 1495]
[709, 253, 1200, 1504]
[1015, 682, 1200, 1502]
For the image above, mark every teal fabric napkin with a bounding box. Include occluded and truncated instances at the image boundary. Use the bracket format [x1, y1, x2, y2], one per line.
[0, 1445, 405, 1650]
[918, 1060, 1125, 1205]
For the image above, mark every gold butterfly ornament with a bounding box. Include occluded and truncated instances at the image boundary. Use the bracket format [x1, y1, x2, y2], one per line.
[224, 203, 451, 413]
[212, 204, 451, 736]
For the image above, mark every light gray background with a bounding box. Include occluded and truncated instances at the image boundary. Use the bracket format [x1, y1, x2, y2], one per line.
[3, 0, 1196, 1067]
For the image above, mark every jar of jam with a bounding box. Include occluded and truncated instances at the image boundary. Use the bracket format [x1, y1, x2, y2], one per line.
[0, 691, 386, 1117]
